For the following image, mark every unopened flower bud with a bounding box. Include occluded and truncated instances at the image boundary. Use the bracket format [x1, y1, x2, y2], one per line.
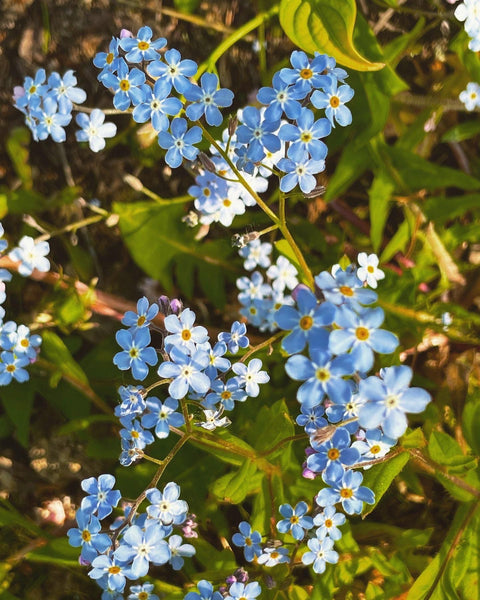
[228, 116, 238, 137]
[123, 174, 143, 192]
[182, 211, 199, 227]
[304, 185, 326, 198]
[198, 152, 216, 173]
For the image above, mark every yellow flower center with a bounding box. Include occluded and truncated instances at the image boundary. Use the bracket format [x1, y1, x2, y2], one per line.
[290, 515, 300, 524]
[21, 339, 29, 347]
[137, 315, 146, 326]
[6, 365, 15, 373]
[355, 326, 370, 341]
[106, 52, 114, 64]
[119, 79, 130, 91]
[223, 198, 232, 207]
[300, 68, 313, 80]
[324, 518, 333, 528]
[300, 131, 313, 143]
[81, 530, 91, 542]
[367, 265, 375, 273]
[138, 41, 150, 51]
[370, 444, 381, 455]
[316, 367, 330, 382]
[221, 391, 232, 400]
[340, 488, 353, 499]
[181, 329, 192, 341]
[339, 285, 354, 297]
[329, 96, 340, 108]
[299, 315, 313, 330]
[108, 566, 121, 574]
[327, 448, 340, 460]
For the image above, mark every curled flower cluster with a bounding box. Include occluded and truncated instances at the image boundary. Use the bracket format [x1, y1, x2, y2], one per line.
[68, 476, 194, 598]
[0, 226, 47, 385]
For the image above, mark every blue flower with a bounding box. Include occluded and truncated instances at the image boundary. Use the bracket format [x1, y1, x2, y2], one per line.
[115, 385, 146, 418]
[184, 580, 223, 600]
[316, 469, 375, 515]
[276, 288, 335, 354]
[114, 523, 170, 577]
[285, 348, 354, 408]
[158, 118, 202, 168]
[238, 239, 272, 271]
[236, 106, 281, 162]
[67, 509, 112, 563]
[113, 327, 158, 381]
[164, 307, 208, 353]
[167, 534, 195, 570]
[102, 59, 146, 110]
[279, 50, 330, 97]
[279, 107, 331, 162]
[232, 521, 262, 562]
[80, 474, 121, 520]
[0, 352, 30, 385]
[351, 428, 396, 467]
[276, 501, 314, 540]
[204, 378, 246, 411]
[218, 321, 249, 354]
[329, 306, 399, 374]
[146, 482, 188, 526]
[357, 366, 431, 439]
[32, 96, 71, 142]
[225, 582, 261, 600]
[314, 269, 377, 309]
[75, 109, 117, 152]
[119, 26, 166, 63]
[147, 48, 198, 94]
[199, 341, 231, 380]
[122, 296, 159, 330]
[277, 153, 326, 194]
[257, 71, 303, 121]
[89, 555, 128, 592]
[128, 582, 159, 600]
[119, 416, 155, 449]
[185, 72, 234, 126]
[307, 426, 360, 480]
[94, 37, 121, 79]
[301, 536, 339, 573]
[311, 79, 354, 127]
[157, 346, 210, 400]
[232, 358, 269, 397]
[140, 396, 185, 438]
[296, 404, 328, 434]
[47, 70, 86, 114]
[15, 69, 48, 111]
[132, 79, 182, 132]
[313, 505, 346, 540]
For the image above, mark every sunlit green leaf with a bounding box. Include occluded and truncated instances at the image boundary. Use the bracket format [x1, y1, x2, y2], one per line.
[279, 0, 384, 71]
[362, 451, 410, 516]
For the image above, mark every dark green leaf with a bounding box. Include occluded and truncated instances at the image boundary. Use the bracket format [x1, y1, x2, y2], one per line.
[210, 459, 263, 503]
[1, 383, 34, 448]
[368, 170, 395, 252]
[173, 0, 201, 13]
[462, 395, 480, 454]
[362, 451, 410, 515]
[442, 120, 480, 143]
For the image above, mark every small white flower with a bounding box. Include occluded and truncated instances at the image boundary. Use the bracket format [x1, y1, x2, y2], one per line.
[356, 253, 385, 289]
[9, 236, 50, 276]
[75, 109, 117, 152]
[459, 82, 480, 111]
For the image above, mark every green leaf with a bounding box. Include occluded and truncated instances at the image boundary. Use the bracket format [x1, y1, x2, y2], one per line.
[278, 0, 384, 71]
[428, 431, 475, 471]
[441, 120, 480, 143]
[407, 503, 479, 600]
[361, 451, 410, 516]
[210, 459, 263, 504]
[1, 383, 34, 448]
[173, 0, 200, 13]
[368, 170, 395, 252]
[114, 201, 235, 306]
[0, 499, 44, 536]
[324, 140, 371, 201]
[6, 127, 32, 188]
[40, 330, 88, 385]
[274, 239, 302, 274]
[462, 395, 480, 454]
[380, 219, 411, 263]
[423, 194, 480, 225]
[26, 537, 80, 568]
[248, 398, 294, 455]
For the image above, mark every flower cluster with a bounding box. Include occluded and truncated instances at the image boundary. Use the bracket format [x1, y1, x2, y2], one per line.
[13, 69, 86, 142]
[186, 50, 353, 229]
[236, 240, 298, 331]
[68, 476, 194, 598]
[112, 295, 270, 465]
[0, 228, 46, 385]
[455, 0, 480, 51]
